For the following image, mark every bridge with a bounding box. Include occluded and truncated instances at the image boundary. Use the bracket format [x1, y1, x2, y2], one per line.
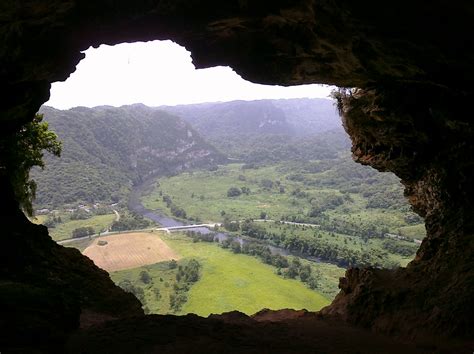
[156, 223, 222, 233]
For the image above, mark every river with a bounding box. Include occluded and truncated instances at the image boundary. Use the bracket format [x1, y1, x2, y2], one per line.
[129, 180, 321, 262]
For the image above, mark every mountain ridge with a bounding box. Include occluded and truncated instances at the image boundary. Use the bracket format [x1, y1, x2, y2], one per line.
[32, 99, 346, 208]
[159, 98, 341, 138]
[33, 105, 225, 207]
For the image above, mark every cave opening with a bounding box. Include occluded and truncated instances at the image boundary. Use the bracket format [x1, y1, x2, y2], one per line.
[2, 2, 473, 352]
[30, 40, 425, 318]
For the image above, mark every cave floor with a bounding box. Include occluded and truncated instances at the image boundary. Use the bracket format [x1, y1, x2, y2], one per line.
[65, 310, 472, 354]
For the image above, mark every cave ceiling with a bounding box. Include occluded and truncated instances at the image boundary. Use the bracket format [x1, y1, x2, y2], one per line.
[1, 0, 474, 132]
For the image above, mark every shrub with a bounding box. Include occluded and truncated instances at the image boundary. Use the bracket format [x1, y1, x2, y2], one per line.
[110, 213, 150, 231]
[307, 276, 319, 289]
[230, 241, 241, 254]
[169, 259, 178, 269]
[227, 187, 242, 197]
[70, 209, 91, 220]
[241, 186, 251, 195]
[72, 226, 94, 238]
[140, 270, 152, 284]
[260, 179, 274, 189]
[170, 204, 187, 218]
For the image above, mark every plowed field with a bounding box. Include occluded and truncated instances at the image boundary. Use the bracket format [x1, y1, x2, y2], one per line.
[83, 232, 179, 272]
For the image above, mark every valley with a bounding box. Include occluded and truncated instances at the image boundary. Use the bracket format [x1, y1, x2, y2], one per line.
[141, 161, 423, 269]
[31, 98, 425, 317]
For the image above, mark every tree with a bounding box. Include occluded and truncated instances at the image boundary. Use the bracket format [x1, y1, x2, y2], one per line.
[241, 186, 251, 195]
[307, 276, 319, 290]
[272, 254, 289, 268]
[260, 179, 274, 190]
[183, 259, 201, 282]
[223, 218, 240, 232]
[299, 265, 312, 282]
[140, 270, 152, 284]
[285, 257, 301, 278]
[72, 226, 94, 238]
[227, 187, 242, 197]
[230, 241, 241, 254]
[1, 113, 61, 215]
[110, 213, 150, 231]
[221, 238, 232, 249]
[170, 204, 187, 218]
[70, 209, 91, 220]
[285, 265, 298, 279]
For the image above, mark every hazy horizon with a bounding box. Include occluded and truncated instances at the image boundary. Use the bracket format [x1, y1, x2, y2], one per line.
[46, 40, 334, 109]
[43, 96, 336, 111]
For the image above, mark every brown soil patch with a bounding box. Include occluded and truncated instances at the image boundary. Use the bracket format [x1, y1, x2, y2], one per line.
[257, 204, 271, 208]
[82, 232, 179, 272]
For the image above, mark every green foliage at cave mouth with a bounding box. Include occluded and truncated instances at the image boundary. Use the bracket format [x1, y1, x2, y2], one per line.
[1, 113, 61, 215]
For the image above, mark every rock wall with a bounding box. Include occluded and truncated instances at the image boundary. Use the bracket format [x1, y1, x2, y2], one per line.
[0, 177, 143, 352]
[1, 0, 473, 349]
[322, 87, 474, 337]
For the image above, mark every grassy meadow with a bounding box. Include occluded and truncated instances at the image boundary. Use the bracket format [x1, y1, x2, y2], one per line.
[111, 260, 182, 314]
[32, 212, 116, 241]
[110, 232, 334, 316]
[142, 163, 425, 239]
[141, 163, 423, 268]
[142, 164, 306, 222]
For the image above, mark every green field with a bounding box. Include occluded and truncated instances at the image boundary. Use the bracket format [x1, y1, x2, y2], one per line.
[142, 163, 425, 239]
[111, 260, 183, 315]
[142, 164, 307, 222]
[32, 212, 116, 241]
[141, 163, 423, 269]
[111, 233, 333, 316]
[397, 224, 426, 240]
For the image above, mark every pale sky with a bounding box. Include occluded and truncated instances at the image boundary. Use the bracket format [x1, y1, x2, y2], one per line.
[46, 40, 334, 109]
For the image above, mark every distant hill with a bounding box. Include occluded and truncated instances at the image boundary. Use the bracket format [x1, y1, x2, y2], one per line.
[160, 98, 348, 164]
[33, 99, 345, 208]
[160, 98, 341, 138]
[160, 100, 293, 138]
[272, 98, 341, 136]
[203, 129, 349, 164]
[33, 105, 226, 208]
